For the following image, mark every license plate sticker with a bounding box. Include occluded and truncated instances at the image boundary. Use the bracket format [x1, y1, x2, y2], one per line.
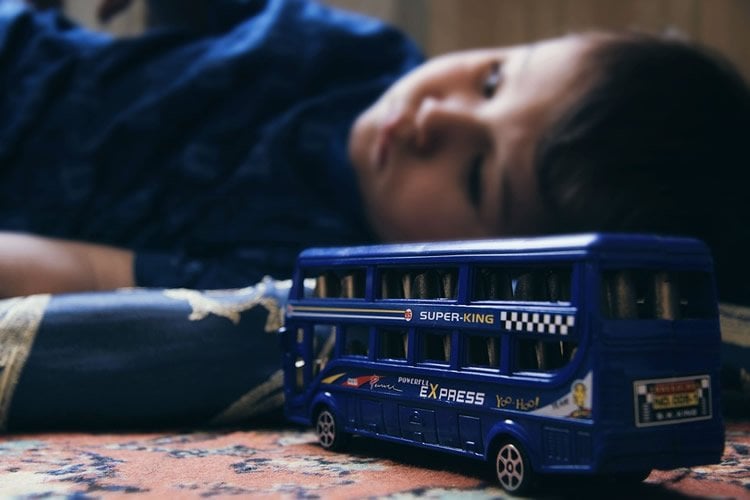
[634, 375, 712, 427]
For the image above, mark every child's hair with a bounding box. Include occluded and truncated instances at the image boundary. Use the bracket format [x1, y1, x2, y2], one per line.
[535, 32, 750, 303]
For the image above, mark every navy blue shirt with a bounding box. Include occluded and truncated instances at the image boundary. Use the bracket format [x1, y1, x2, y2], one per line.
[0, 0, 423, 288]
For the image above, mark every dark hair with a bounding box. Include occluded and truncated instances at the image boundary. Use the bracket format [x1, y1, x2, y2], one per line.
[536, 32, 750, 304]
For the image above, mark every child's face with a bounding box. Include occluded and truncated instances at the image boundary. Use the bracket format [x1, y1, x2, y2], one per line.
[349, 35, 597, 242]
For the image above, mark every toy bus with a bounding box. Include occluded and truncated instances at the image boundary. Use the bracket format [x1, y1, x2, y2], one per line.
[280, 234, 724, 494]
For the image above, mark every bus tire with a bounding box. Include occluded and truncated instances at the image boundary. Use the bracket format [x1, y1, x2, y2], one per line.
[314, 407, 349, 451]
[494, 440, 534, 495]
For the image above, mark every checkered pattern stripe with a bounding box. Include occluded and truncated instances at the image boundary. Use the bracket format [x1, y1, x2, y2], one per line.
[500, 311, 575, 335]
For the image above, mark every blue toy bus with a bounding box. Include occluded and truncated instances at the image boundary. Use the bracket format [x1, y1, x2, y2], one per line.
[280, 234, 724, 493]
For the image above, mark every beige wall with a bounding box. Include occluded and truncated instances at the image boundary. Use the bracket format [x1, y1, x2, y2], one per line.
[64, 0, 750, 78]
[330, 0, 750, 79]
[428, 0, 750, 80]
[65, 0, 145, 37]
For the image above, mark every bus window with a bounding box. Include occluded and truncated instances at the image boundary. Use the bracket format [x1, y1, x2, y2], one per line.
[473, 267, 513, 300]
[379, 327, 408, 360]
[678, 272, 716, 318]
[473, 267, 571, 302]
[381, 269, 404, 299]
[313, 324, 337, 375]
[344, 325, 370, 357]
[419, 329, 451, 364]
[410, 270, 441, 299]
[464, 334, 499, 369]
[654, 271, 679, 320]
[514, 271, 546, 301]
[516, 338, 578, 372]
[602, 270, 716, 320]
[379, 267, 458, 300]
[514, 268, 572, 302]
[310, 268, 366, 299]
[341, 270, 365, 298]
[545, 269, 572, 302]
[601, 270, 639, 319]
[314, 271, 341, 298]
[439, 268, 458, 299]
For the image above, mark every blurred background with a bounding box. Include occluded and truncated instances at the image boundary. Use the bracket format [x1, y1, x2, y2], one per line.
[62, 0, 750, 80]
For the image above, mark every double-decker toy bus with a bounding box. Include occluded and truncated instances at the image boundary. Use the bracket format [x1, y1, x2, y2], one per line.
[280, 234, 724, 493]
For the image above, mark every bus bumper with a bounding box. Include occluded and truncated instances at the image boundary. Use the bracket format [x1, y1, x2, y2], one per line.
[594, 424, 725, 474]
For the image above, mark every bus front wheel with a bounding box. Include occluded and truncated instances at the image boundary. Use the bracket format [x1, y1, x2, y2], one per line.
[314, 407, 349, 451]
[495, 441, 534, 494]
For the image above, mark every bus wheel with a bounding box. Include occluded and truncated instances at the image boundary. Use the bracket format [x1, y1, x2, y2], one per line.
[315, 407, 348, 451]
[495, 441, 533, 494]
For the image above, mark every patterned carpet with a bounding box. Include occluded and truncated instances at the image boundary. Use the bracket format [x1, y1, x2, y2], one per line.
[0, 421, 747, 499]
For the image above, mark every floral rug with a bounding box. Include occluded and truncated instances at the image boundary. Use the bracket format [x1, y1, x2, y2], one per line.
[0, 421, 747, 499]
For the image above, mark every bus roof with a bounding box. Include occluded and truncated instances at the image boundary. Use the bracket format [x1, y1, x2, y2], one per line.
[297, 233, 710, 262]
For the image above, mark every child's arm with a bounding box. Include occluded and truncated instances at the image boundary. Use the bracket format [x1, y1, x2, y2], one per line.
[0, 232, 134, 298]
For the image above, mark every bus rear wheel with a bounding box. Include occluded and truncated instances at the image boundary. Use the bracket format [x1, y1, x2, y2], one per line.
[315, 407, 348, 451]
[495, 441, 534, 495]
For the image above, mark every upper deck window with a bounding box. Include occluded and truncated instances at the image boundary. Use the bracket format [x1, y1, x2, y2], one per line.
[308, 268, 366, 299]
[379, 267, 458, 300]
[601, 270, 716, 320]
[473, 266, 572, 303]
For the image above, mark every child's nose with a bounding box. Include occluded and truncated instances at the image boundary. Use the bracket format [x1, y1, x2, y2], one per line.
[414, 96, 486, 150]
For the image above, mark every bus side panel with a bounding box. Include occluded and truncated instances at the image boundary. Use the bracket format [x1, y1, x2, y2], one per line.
[312, 362, 599, 469]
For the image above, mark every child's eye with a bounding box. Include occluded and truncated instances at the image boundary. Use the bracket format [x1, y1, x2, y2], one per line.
[468, 154, 483, 207]
[482, 61, 503, 98]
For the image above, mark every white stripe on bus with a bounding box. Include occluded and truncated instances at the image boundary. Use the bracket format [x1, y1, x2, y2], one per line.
[288, 312, 405, 321]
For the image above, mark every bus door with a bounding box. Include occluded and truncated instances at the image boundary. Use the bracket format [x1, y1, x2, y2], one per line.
[399, 405, 439, 444]
[283, 323, 338, 419]
[282, 324, 308, 418]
